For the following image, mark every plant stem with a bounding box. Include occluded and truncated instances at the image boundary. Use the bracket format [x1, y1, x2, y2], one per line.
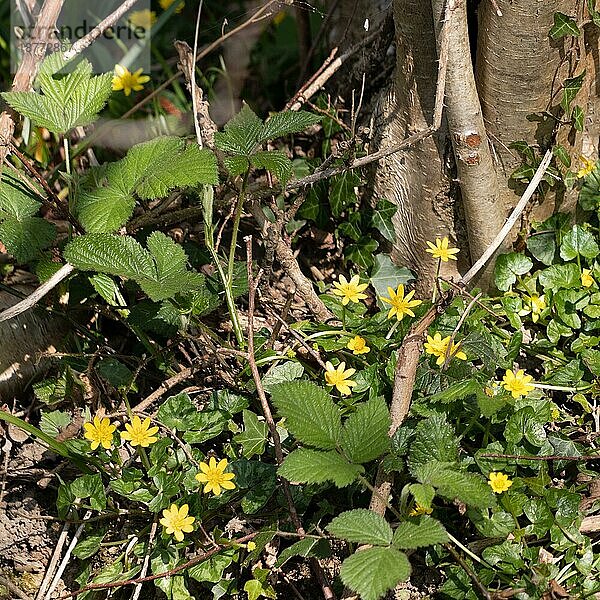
[432, 258, 441, 303]
[63, 136, 71, 177]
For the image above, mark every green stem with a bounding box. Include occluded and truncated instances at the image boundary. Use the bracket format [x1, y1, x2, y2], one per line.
[228, 170, 250, 285]
[63, 136, 71, 177]
[385, 320, 400, 340]
[432, 258, 441, 304]
[138, 447, 152, 472]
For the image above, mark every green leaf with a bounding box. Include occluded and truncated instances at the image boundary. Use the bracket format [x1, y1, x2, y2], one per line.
[0, 170, 43, 219]
[270, 381, 342, 450]
[330, 172, 360, 217]
[96, 358, 132, 388]
[560, 225, 599, 260]
[39, 410, 71, 436]
[371, 198, 397, 242]
[560, 71, 586, 113]
[494, 252, 533, 291]
[261, 362, 304, 393]
[278, 449, 363, 487]
[549, 12, 581, 39]
[408, 415, 460, 471]
[71, 473, 106, 511]
[414, 461, 495, 509]
[75, 187, 136, 234]
[370, 254, 414, 303]
[581, 348, 600, 376]
[327, 509, 393, 546]
[392, 516, 448, 549]
[340, 397, 391, 463]
[157, 392, 204, 431]
[215, 104, 263, 156]
[345, 236, 379, 269]
[409, 483, 435, 508]
[539, 263, 581, 289]
[0, 217, 56, 263]
[188, 549, 237, 583]
[579, 165, 600, 210]
[340, 547, 411, 600]
[259, 110, 321, 142]
[275, 538, 329, 567]
[553, 144, 572, 168]
[527, 231, 556, 265]
[250, 150, 292, 185]
[234, 410, 268, 458]
[2, 57, 112, 133]
[572, 105, 585, 131]
[73, 530, 105, 560]
[224, 155, 250, 177]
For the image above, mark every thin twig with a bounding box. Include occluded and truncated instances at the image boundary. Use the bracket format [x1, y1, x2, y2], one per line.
[481, 453, 598, 461]
[444, 544, 491, 600]
[131, 518, 158, 600]
[63, 0, 141, 61]
[245, 236, 335, 600]
[35, 513, 73, 600]
[0, 263, 74, 323]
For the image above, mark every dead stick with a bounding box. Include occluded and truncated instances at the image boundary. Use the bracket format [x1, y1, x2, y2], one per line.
[245, 236, 335, 600]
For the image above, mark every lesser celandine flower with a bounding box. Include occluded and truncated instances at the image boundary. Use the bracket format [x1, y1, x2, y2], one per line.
[576, 155, 596, 179]
[424, 332, 467, 365]
[518, 294, 546, 323]
[332, 275, 368, 305]
[160, 0, 185, 12]
[324, 361, 357, 396]
[120, 416, 159, 447]
[501, 369, 535, 398]
[159, 504, 195, 541]
[380, 285, 422, 321]
[409, 503, 433, 516]
[582, 268, 595, 288]
[128, 9, 156, 29]
[195, 457, 236, 496]
[112, 64, 150, 96]
[347, 335, 370, 355]
[488, 472, 513, 494]
[425, 237, 460, 262]
[246, 541, 257, 551]
[83, 416, 116, 450]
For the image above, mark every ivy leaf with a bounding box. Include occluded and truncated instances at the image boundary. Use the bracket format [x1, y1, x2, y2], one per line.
[549, 12, 581, 39]
[276, 538, 329, 567]
[261, 362, 304, 393]
[278, 449, 364, 487]
[330, 172, 360, 217]
[371, 198, 397, 242]
[559, 225, 599, 260]
[345, 236, 379, 269]
[560, 71, 586, 113]
[340, 547, 411, 600]
[392, 517, 448, 549]
[250, 150, 293, 185]
[215, 104, 263, 156]
[340, 397, 391, 463]
[572, 105, 585, 131]
[234, 410, 267, 458]
[494, 252, 533, 291]
[270, 381, 342, 450]
[327, 509, 393, 546]
[259, 110, 321, 142]
[370, 254, 414, 303]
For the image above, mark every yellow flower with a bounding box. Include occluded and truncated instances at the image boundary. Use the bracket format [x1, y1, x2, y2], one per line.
[488, 472, 513, 494]
[332, 275, 368, 305]
[409, 503, 433, 516]
[246, 541, 257, 551]
[582, 268, 595, 288]
[159, 504, 195, 542]
[347, 335, 370, 355]
[83, 416, 116, 450]
[159, 0, 185, 13]
[324, 361, 357, 396]
[196, 457, 236, 496]
[120, 416, 159, 447]
[128, 9, 156, 29]
[112, 64, 151, 96]
[501, 369, 535, 398]
[576, 155, 596, 179]
[380, 285, 422, 321]
[424, 332, 467, 365]
[518, 294, 546, 323]
[425, 237, 460, 262]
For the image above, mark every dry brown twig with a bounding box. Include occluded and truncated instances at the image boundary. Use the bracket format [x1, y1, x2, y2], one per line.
[245, 236, 335, 600]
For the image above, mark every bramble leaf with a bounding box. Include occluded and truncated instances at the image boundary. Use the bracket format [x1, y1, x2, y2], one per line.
[278, 449, 363, 487]
[392, 517, 448, 549]
[327, 509, 393, 546]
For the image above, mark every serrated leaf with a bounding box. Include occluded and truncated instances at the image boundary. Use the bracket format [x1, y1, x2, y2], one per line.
[214, 104, 263, 156]
[259, 110, 321, 142]
[560, 71, 586, 113]
[340, 547, 411, 600]
[408, 415, 460, 471]
[494, 252, 533, 291]
[261, 362, 304, 393]
[392, 517, 448, 549]
[0, 171, 43, 219]
[223, 155, 250, 177]
[251, 150, 292, 185]
[559, 225, 599, 260]
[234, 410, 267, 458]
[270, 381, 342, 450]
[278, 449, 363, 487]
[371, 198, 397, 242]
[75, 187, 136, 233]
[0, 217, 56, 263]
[327, 509, 392, 545]
[549, 12, 581, 39]
[414, 461, 495, 509]
[340, 397, 390, 463]
[64, 233, 154, 280]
